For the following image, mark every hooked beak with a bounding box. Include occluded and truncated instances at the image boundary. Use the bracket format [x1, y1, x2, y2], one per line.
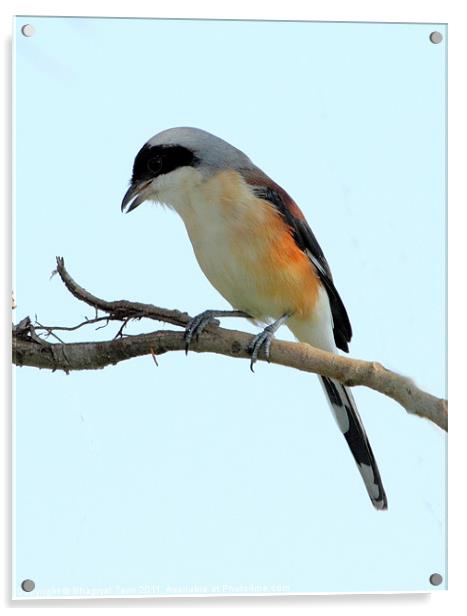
[121, 180, 152, 213]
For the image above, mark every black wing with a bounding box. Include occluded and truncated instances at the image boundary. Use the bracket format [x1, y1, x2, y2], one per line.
[251, 185, 352, 352]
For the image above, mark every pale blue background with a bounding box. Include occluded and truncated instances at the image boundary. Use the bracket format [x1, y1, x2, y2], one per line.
[13, 17, 447, 597]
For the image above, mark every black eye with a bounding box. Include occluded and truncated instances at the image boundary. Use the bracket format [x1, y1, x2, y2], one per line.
[147, 155, 163, 174]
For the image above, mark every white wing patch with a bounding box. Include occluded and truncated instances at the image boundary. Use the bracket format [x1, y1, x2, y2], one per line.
[358, 463, 382, 501]
[330, 402, 350, 434]
[305, 248, 327, 277]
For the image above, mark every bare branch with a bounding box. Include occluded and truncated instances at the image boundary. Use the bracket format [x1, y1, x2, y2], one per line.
[54, 256, 191, 328]
[12, 258, 447, 432]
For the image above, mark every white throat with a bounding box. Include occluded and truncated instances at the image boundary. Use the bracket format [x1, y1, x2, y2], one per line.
[149, 166, 206, 217]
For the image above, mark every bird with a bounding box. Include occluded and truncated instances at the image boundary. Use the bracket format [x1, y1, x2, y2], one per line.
[121, 126, 388, 510]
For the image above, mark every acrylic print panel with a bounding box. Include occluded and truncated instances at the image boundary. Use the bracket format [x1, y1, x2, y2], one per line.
[13, 17, 447, 598]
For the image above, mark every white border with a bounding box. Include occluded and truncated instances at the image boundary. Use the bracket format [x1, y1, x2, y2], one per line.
[2, 1, 465, 614]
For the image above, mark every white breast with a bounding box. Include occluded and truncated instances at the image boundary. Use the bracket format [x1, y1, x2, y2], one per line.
[156, 168, 288, 321]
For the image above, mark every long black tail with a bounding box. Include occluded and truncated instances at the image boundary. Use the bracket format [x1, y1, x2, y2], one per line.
[320, 376, 388, 510]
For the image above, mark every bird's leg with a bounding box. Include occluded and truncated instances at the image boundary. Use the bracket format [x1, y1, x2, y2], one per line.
[247, 313, 291, 372]
[184, 309, 251, 353]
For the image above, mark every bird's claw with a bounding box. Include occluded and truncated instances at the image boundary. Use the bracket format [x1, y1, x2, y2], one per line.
[247, 326, 275, 372]
[184, 311, 220, 353]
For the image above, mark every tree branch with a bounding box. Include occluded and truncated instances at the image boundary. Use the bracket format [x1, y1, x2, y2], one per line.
[12, 257, 447, 432]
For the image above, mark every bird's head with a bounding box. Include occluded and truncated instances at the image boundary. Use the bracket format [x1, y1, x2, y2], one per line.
[121, 126, 255, 213]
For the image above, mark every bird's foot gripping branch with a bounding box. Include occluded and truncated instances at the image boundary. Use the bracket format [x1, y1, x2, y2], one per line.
[12, 257, 447, 432]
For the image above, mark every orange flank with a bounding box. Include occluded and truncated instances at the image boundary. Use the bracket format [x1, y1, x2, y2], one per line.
[244, 200, 320, 320]
[203, 170, 321, 321]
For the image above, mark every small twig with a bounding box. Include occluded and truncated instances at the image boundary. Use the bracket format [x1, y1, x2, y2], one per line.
[113, 317, 131, 340]
[34, 316, 111, 334]
[35, 322, 66, 344]
[95, 319, 111, 331]
[150, 347, 159, 367]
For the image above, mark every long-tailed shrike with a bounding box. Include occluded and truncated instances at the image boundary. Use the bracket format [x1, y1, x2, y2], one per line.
[121, 127, 387, 510]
